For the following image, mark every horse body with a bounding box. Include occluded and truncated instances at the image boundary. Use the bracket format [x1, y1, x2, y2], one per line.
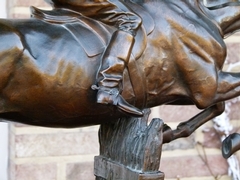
[0, 0, 239, 129]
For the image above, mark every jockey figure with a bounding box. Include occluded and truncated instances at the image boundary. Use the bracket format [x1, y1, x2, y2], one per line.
[45, 0, 143, 117]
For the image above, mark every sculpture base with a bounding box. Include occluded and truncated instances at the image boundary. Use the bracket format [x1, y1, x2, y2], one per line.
[94, 156, 164, 180]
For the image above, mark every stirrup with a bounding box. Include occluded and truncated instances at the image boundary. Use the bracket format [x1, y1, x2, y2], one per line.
[95, 88, 143, 117]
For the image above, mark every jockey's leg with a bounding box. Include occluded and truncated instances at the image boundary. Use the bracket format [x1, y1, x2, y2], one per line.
[89, 1, 143, 117]
[93, 30, 143, 117]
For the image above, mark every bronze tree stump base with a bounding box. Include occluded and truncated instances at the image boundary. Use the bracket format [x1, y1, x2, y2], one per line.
[94, 109, 164, 180]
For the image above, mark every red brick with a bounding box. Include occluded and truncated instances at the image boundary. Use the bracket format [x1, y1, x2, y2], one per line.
[15, 132, 99, 157]
[226, 101, 240, 120]
[10, 14, 31, 19]
[15, 163, 57, 180]
[150, 105, 201, 123]
[9, 160, 16, 180]
[162, 134, 195, 150]
[225, 42, 240, 64]
[13, 0, 49, 7]
[67, 162, 95, 180]
[202, 128, 221, 148]
[160, 154, 228, 178]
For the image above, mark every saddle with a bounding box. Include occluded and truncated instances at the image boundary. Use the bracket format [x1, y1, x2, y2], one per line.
[30, 2, 155, 59]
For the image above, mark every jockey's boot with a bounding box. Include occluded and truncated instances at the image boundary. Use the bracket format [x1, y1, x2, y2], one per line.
[93, 31, 143, 117]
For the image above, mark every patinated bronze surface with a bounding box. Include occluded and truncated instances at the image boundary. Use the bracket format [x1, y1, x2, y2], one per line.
[95, 109, 164, 180]
[45, 0, 145, 117]
[222, 133, 240, 158]
[0, 0, 240, 149]
[2, 0, 240, 179]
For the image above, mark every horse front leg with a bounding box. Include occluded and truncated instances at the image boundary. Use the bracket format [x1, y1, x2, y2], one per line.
[163, 102, 225, 143]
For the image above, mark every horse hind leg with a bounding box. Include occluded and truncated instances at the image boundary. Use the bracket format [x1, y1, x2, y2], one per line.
[162, 70, 240, 143]
[163, 102, 225, 143]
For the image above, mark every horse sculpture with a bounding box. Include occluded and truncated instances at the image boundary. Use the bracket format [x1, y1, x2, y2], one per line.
[0, 0, 240, 149]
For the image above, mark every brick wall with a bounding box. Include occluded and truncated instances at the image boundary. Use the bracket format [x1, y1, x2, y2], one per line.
[7, 1, 240, 180]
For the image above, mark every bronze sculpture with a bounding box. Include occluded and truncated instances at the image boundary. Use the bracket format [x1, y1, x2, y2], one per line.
[2, 0, 240, 179]
[0, 0, 240, 154]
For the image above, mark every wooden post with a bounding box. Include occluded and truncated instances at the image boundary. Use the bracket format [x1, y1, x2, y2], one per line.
[94, 109, 165, 180]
